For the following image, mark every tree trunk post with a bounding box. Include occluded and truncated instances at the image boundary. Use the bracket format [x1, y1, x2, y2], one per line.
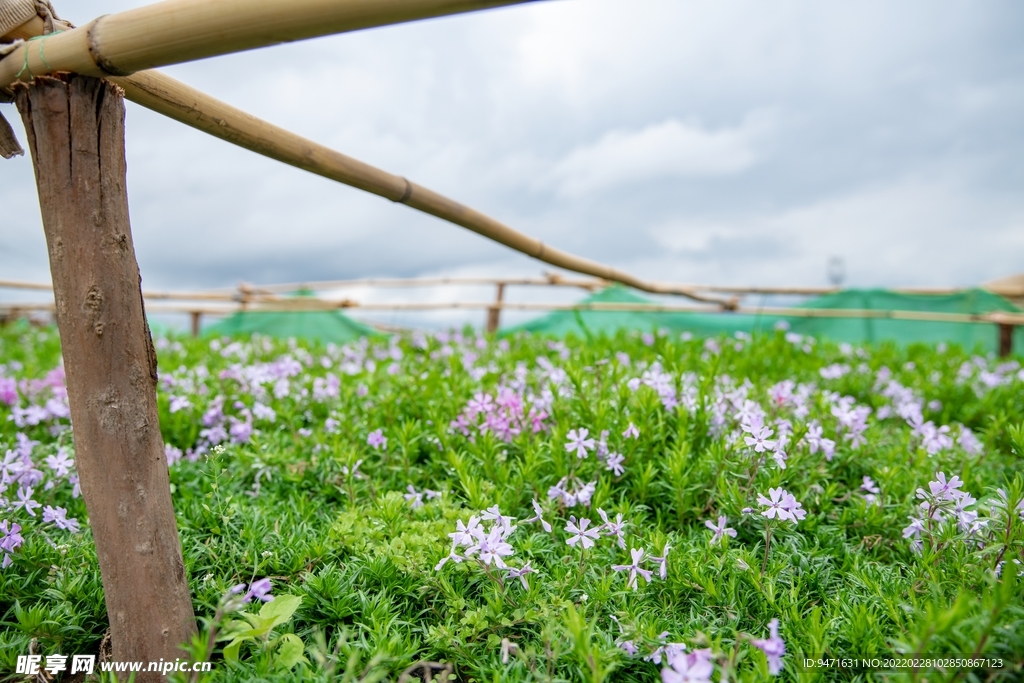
[486, 282, 504, 334]
[998, 323, 1014, 358]
[15, 74, 196, 678]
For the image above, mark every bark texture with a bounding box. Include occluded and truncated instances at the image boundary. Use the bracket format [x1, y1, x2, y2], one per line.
[15, 74, 195, 679]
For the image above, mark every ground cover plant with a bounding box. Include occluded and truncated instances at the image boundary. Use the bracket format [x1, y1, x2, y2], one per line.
[1, 321, 1023, 682]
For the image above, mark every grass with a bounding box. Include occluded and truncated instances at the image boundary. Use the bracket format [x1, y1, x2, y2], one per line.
[0, 323, 1022, 682]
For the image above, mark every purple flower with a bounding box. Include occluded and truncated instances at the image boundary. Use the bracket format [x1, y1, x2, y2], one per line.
[752, 618, 786, 675]
[505, 561, 536, 590]
[1, 519, 24, 569]
[45, 448, 74, 478]
[597, 508, 627, 548]
[605, 452, 625, 476]
[861, 476, 880, 504]
[481, 505, 516, 534]
[611, 547, 654, 590]
[575, 480, 597, 507]
[565, 517, 601, 550]
[165, 444, 183, 467]
[448, 516, 483, 547]
[473, 527, 515, 568]
[434, 544, 465, 571]
[649, 542, 671, 580]
[918, 472, 964, 503]
[743, 418, 776, 453]
[245, 578, 274, 603]
[12, 486, 41, 517]
[523, 499, 552, 533]
[340, 459, 363, 479]
[622, 422, 640, 439]
[705, 516, 737, 544]
[404, 485, 424, 509]
[756, 488, 805, 524]
[0, 449, 23, 486]
[169, 395, 191, 413]
[42, 505, 80, 532]
[661, 647, 714, 683]
[564, 428, 596, 459]
[367, 429, 387, 450]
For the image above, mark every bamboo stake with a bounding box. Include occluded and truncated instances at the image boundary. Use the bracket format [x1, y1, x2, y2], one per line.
[486, 282, 505, 333]
[0, 0, 539, 85]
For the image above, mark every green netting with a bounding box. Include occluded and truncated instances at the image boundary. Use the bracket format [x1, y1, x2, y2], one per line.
[203, 309, 379, 343]
[784, 288, 1022, 353]
[203, 290, 380, 342]
[504, 285, 1023, 353]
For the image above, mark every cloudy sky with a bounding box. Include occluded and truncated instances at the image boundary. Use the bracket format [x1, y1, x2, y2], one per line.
[1, 0, 1022, 328]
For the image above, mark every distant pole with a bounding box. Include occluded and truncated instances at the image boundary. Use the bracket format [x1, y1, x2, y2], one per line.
[998, 323, 1014, 358]
[190, 310, 202, 337]
[486, 282, 505, 334]
[16, 74, 196, 678]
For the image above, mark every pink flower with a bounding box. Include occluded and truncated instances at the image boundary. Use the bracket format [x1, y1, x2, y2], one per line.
[367, 429, 387, 450]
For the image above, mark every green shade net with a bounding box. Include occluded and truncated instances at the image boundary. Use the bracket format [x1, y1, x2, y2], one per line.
[505, 285, 1023, 353]
[203, 290, 379, 343]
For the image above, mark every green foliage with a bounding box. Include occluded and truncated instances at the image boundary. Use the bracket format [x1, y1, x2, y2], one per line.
[1, 325, 1023, 682]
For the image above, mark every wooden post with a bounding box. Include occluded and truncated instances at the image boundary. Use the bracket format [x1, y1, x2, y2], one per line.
[998, 323, 1014, 358]
[15, 74, 196, 677]
[190, 310, 201, 337]
[486, 282, 505, 334]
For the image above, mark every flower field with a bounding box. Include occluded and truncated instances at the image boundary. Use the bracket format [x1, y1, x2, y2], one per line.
[1, 323, 1023, 681]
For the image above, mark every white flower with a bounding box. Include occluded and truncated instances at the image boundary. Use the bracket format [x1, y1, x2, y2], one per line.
[565, 517, 601, 549]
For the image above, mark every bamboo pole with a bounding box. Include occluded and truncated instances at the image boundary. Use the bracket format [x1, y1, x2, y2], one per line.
[0, 10, 728, 307]
[10, 299, 1006, 326]
[0, 0, 539, 85]
[0, 275, 986, 299]
[238, 274, 608, 293]
[14, 73, 195, 678]
[108, 71, 730, 304]
[4, 274, 1019, 323]
[0, 278, 242, 302]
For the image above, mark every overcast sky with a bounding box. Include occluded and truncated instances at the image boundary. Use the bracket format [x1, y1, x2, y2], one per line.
[1, 0, 1022, 328]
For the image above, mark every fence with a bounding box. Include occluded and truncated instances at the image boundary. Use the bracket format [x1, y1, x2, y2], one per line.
[2, 275, 1020, 355]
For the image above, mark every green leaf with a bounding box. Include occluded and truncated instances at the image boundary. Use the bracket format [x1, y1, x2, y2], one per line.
[259, 594, 302, 629]
[274, 633, 309, 669]
[223, 638, 244, 663]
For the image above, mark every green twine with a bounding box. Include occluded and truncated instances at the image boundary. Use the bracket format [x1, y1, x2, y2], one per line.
[14, 30, 64, 81]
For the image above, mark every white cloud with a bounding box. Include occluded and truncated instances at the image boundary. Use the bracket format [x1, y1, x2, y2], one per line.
[1, 0, 1023, 331]
[550, 113, 769, 196]
[648, 176, 1024, 287]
